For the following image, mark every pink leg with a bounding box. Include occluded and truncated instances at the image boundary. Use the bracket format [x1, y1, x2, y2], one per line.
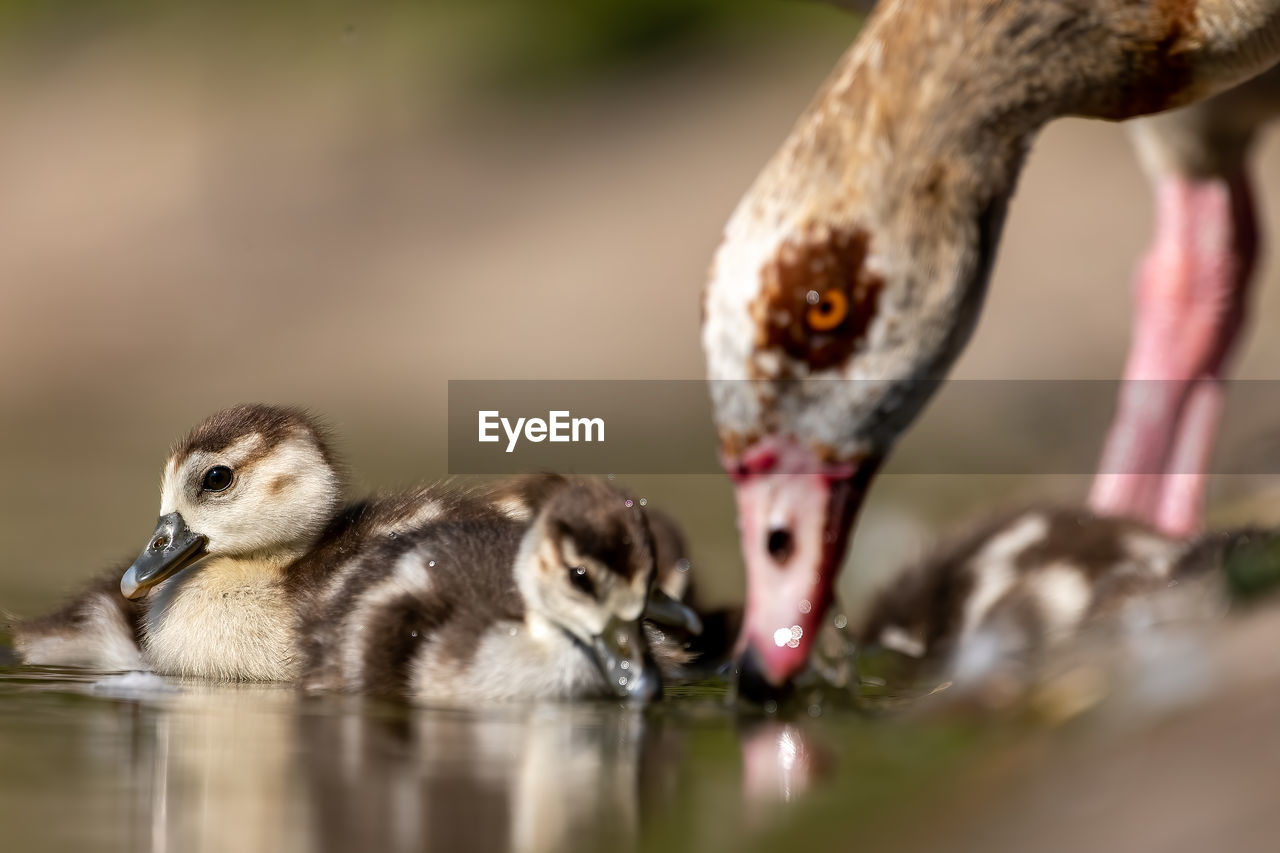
[1156, 379, 1226, 533]
[1089, 172, 1257, 536]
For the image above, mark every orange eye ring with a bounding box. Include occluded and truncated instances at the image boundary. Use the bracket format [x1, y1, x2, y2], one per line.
[805, 289, 848, 332]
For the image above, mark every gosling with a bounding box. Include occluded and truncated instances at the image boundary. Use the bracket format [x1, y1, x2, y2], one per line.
[14, 404, 497, 680]
[856, 506, 1247, 686]
[302, 477, 664, 704]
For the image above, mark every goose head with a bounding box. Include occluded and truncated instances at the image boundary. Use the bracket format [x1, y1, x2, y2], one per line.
[515, 479, 662, 703]
[120, 404, 344, 599]
[702, 1, 1280, 698]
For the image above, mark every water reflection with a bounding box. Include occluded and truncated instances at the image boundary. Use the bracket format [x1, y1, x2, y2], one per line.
[298, 701, 652, 853]
[7, 598, 1280, 852]
[141, 685, 304, 853]
[740, 722, 831, 808]
[0, 669, 870, 853]
[0, 670, 720, 853]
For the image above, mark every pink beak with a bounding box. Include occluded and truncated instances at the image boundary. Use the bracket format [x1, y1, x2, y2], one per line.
[724, 438, 877, 702]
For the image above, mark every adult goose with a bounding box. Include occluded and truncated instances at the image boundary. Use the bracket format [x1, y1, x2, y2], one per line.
[700, 0, 1280, 698]
[833, 0, 1280, 540]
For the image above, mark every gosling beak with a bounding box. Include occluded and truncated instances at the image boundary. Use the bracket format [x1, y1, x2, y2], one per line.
[724, 438, 880, 702]
[645, 587, 704, 636]
[591, 616, 662, 704]
[120, 512, 209, 600]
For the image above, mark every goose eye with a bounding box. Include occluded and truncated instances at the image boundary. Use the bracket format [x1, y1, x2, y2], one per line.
[805, 289, 848, 332]
[201, 466, 234, 492]
[567, 565, 595, 598]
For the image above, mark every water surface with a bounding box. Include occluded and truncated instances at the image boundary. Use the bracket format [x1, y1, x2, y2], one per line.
[0, 665, 990, 853]
[5, 634, 1279, 853]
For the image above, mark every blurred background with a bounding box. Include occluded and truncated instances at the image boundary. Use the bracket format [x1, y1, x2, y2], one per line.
[10, 5, 1280, 853]
[5, 0, 1280, 621]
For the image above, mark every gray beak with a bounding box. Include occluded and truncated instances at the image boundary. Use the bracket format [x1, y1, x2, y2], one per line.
[590, 616, 662, 704]
[120, 512, 209, 600]
[645, 587, 703, 636]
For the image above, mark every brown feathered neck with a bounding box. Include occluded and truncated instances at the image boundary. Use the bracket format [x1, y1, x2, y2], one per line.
[705, 0, 1280, 457]
[766, 1, 1248, 234]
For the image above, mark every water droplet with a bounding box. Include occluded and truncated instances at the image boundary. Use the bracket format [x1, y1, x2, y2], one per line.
[427, 560, 436, 568]
[764, 700, 778, 714]
[791, 625, 804, 640]
[675, 559, 691, 573]
[798, 599, 812, 614]
[508, 626, 519, 637]
[833, 614, 848, 630]
[618, 676, 628, 686]
[639, 498, 648, 507]
[773, 628, 792, 647]
[620, 660, 630, 670]
[410, 630, 419, 639]
[808, 703, 822, 718]
[787, 624, 803, 648]
[805, 289, 820, 305]
[607, 473, 616, 480]
[625, 499, 634, 508]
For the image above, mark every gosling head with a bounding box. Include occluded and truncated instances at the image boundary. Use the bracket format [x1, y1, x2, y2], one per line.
[120, 404, 344, 599]
[515, 479, 661, 703]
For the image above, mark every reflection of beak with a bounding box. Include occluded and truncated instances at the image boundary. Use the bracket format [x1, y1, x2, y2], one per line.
[741, 722, 831, 806]
[590, 616, 662, 704]
[120, 512, 209, 600]
[725, 439, 880, 703]
[645, 587, 703, 636]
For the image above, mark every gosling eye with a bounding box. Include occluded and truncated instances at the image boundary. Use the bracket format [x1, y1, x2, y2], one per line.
[566, 565, 595, 598]
[201, 465, 234, 492]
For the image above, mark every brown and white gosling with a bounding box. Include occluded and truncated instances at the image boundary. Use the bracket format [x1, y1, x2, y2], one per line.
[856, 507, 1251, 687]
[482, 472, 751, 674]
[13, 406, 677, 702]
[483, 474, 704, 634]
[302, 477, 665, 704]
[13, 404, 499, 680]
